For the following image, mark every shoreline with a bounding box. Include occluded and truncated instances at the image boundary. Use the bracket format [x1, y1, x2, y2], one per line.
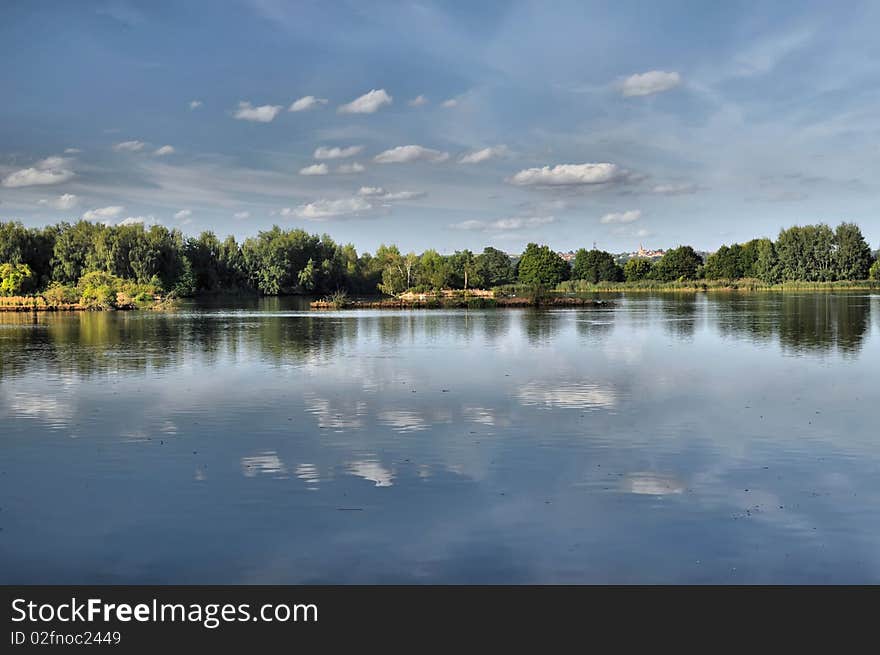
[311, 296, 612, 310]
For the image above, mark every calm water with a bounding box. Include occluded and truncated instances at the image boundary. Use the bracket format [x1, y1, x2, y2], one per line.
[1, 293, 879, 583]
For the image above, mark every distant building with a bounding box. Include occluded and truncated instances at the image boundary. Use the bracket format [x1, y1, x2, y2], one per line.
[557, 250, 577, 263]
[635, 243, 666, 259]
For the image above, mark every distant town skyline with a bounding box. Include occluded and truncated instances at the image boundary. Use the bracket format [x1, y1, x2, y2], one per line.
[2, 1, 880, 255]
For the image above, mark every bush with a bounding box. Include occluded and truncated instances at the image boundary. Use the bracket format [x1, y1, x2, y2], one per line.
[0, 262, 36, 296]
[75, 271, 158, 309]
[42, 282, 78, 304]
[870, 258, 880, 281]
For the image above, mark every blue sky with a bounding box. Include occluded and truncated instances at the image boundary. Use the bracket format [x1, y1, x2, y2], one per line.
[2, 0, 879, 254]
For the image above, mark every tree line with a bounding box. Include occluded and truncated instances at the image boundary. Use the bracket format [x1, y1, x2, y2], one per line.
[0, 219, 878, 298]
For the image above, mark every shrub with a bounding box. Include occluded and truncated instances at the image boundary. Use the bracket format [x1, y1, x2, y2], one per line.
[42, 282, 79, 305]
[75, 271, 159, 309]
[0, 262, 36, 296]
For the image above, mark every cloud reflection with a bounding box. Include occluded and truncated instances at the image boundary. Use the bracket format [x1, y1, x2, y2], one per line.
[347, 459, 394, 487]
[516, 381, 616, 410]
[241, 451, 288, 478]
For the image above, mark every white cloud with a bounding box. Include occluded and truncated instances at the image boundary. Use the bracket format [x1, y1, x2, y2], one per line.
[289, 95, 328, 112]
[313, 145, 363, 159]
[612, 226, 652, 239]
[283, 197, 371, 220]
[356, 186, 425, 202]
[451, 216, 555, 231]
[338, 89, 392, 114]
[600, 209, 641, 224]
[508, 163, 625, 187]
[189, 100, 203, 110]
[617, 70, 681, 97]
[299, 163, 329, 176]
[39, 193, 79, 210]
[113, 140, 146, 152]
[651, 183, 698, 195]
[82, 205, 124, 221]
[356, 186, 386, 197]
[2, 156, 75, 188]
[63, 148, 81, 154]
[459, 145, 509, 164]
[118, 216, 148, 226]
[374, 144, 449, 164]
[732, 29, 813, 77]
[408, 95, 428, 107]
[233, 211, 250, 219]
[153, 145, 175, 156]
[233, 101, 283, 122]
[336, 162, 365, 174]
[441, 98, 458, 108]
[449, 219, 486, 231]
[173, 209, 192, 220]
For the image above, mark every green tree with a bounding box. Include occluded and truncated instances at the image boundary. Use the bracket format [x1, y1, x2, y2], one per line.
[833, 222, 873, 280]
[0, 263, 36, 296]
[448, 249, 482, 289]
[623, 257, 654, 281]
[776, 224, 835, 281]
[516, 243, 570, 286]
[417, 249, 450, 289]
[51, 221, 102, 283]
[572, 248, 623, 282]
[375, 244, 406, 295]
[738, 239, 761, 278]
[752, 238, 780, 283]
[403, 251, 419, 289]
[652, 246, 703, 281]
[475, 247, 513, 286]
[869, 258, 880, 281]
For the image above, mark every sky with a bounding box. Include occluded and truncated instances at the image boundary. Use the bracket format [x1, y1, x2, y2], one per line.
[2, 0, 880, 255]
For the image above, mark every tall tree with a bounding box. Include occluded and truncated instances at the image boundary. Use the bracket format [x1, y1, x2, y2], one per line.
[475, 247, 513, 286]
[572, 248, 623, 282]
[752, 238, 780, 283]
[517, 243, 570, 287]
[448, 249, 481, 289]
[623, 257, 653, 281]
[833, 222, 873, 280]
[417, 249, 450, 289]
[652, 246, 703, 281]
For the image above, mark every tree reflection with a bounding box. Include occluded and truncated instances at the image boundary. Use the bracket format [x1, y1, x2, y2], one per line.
[659, 294, 699, 340]
[707, 292, 871, 355]
[522, 309, 564, 345]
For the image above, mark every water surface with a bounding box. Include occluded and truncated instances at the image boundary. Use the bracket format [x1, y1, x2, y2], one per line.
[1, 293, 879, 583]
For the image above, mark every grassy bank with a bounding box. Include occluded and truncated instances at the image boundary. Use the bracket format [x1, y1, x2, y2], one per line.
[553, 278, 880, 293]
[311, 295, 609, 310]
[0, 272, 172, 311]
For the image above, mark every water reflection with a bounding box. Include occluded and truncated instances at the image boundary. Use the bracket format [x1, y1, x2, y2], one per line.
[1, 292, 878, 583]
[1, 294, 872, 383]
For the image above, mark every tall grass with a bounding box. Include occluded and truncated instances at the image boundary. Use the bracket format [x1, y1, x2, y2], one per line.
[553, 278, 880, 293]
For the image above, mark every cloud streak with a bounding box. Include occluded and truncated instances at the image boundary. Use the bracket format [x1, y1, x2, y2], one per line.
[508, 163, 626, 187]
[459, 145, 509, 164]
[289, 95, 328, 112]
[451, 216, 555, 231]
[338, 89, 392, 114]
[374, 145, 449, 164]
[617, 71, 681, 97]
[2, 156, 75, 188]
[233, 101, 283, 122]
[299, 163, 329, 176]
[314, 145, 363, 160]
[600, 210, 641, 224]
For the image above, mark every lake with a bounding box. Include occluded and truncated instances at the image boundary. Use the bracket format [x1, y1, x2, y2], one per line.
[1, 292, 879, 583]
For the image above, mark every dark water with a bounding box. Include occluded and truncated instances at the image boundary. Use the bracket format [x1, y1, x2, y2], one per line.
[1, 293, 879, 583]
